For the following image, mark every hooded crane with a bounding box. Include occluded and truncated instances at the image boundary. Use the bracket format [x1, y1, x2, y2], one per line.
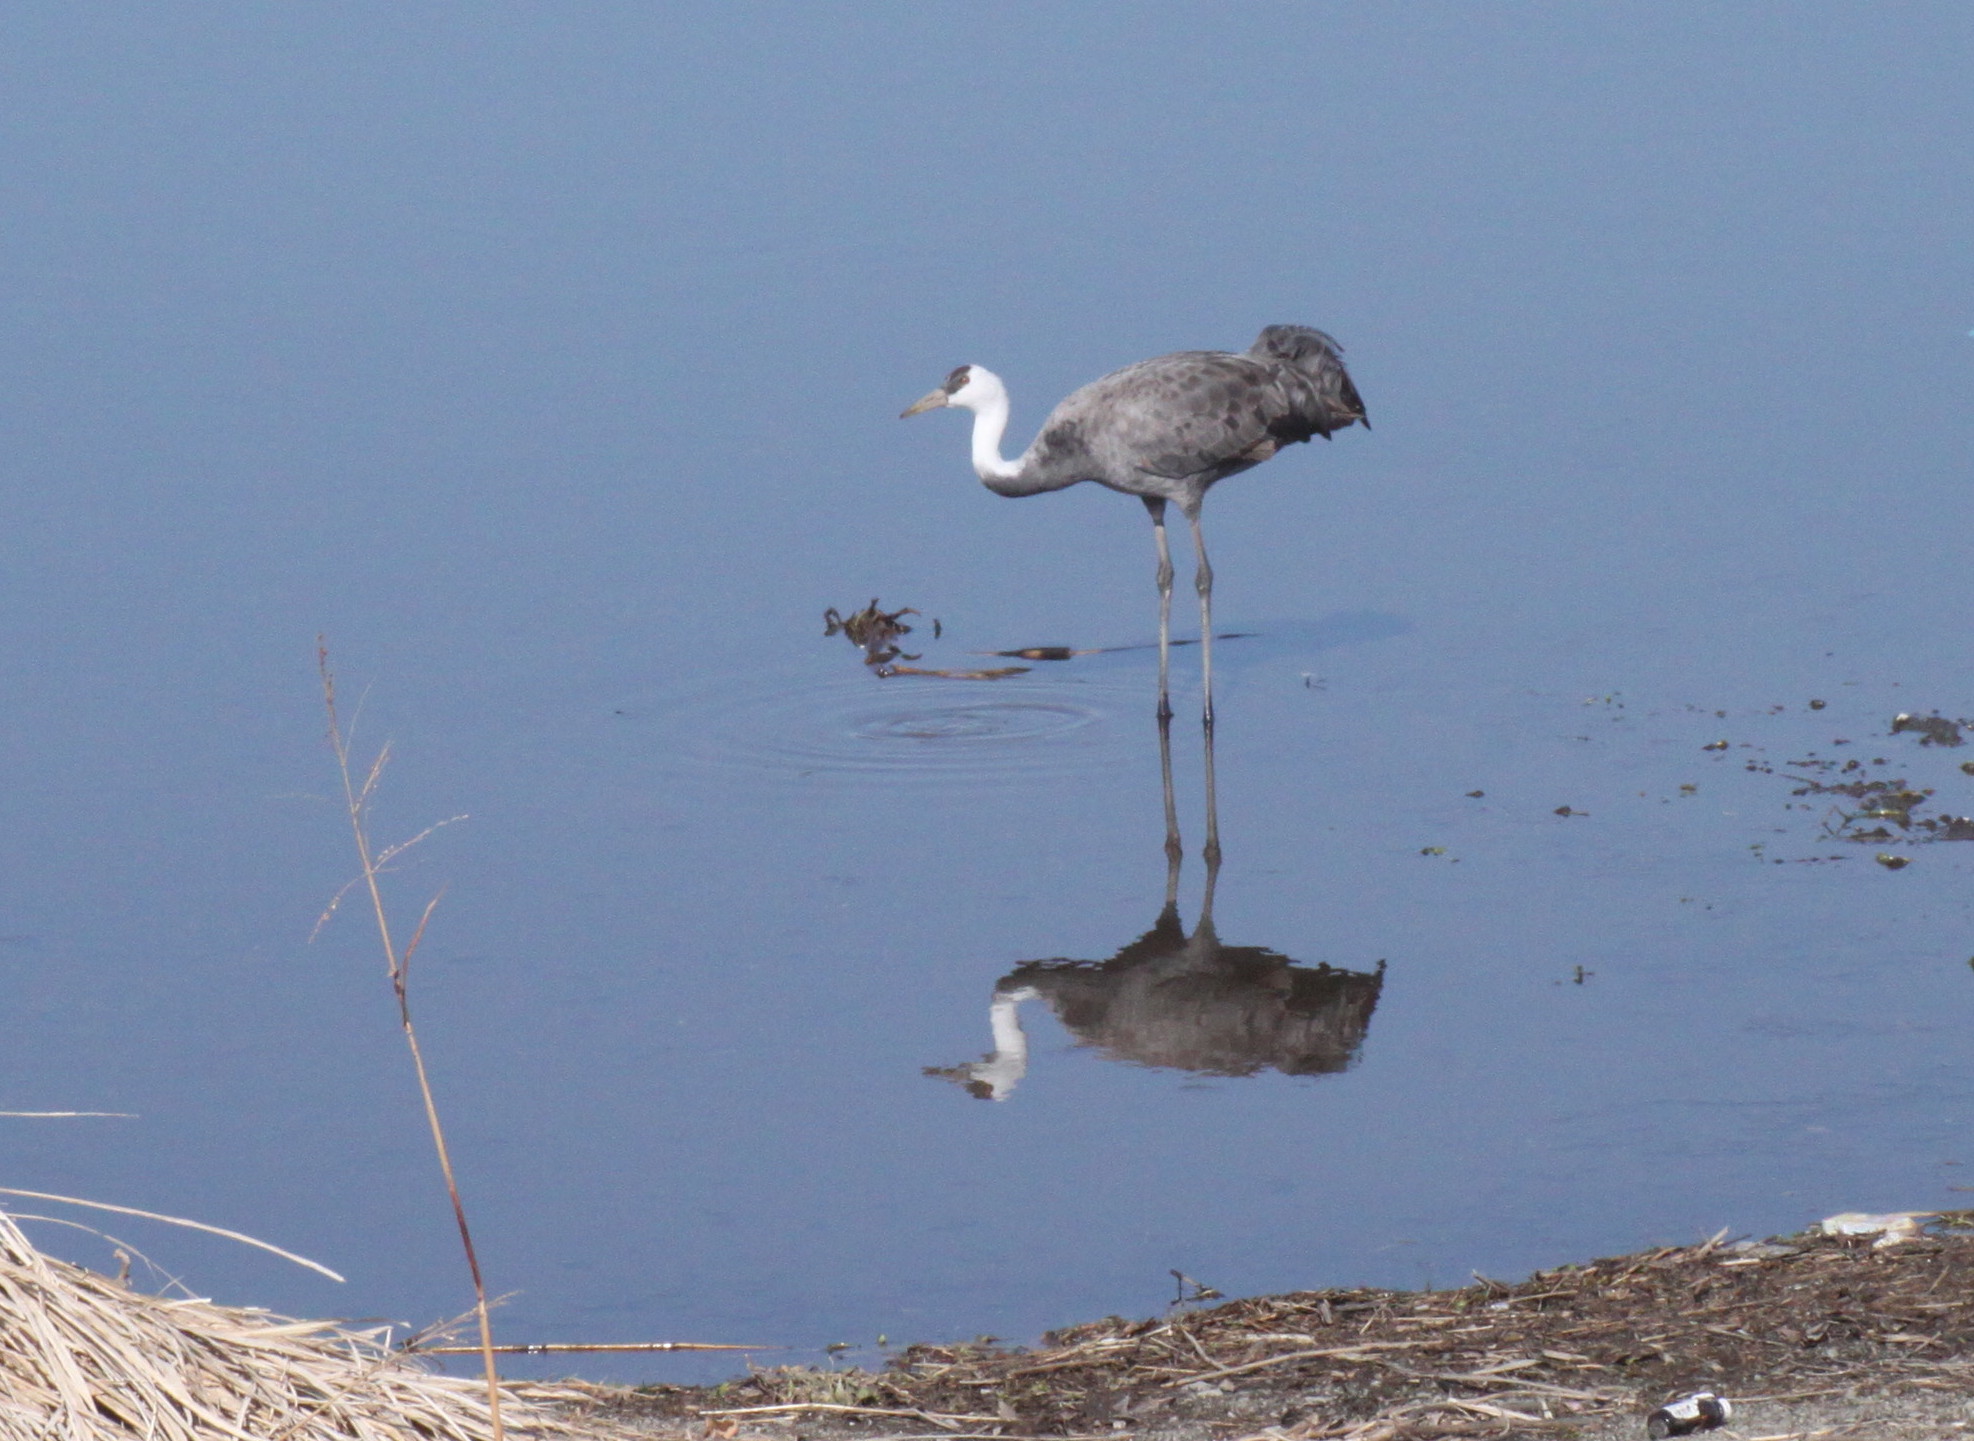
[901, 325, 1367, 725]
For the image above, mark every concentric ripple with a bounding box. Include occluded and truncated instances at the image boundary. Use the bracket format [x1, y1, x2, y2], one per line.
[647, 668, 1149, 786]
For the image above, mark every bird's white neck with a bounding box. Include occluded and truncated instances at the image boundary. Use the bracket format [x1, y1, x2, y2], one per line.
[964, 382, 1025, 484]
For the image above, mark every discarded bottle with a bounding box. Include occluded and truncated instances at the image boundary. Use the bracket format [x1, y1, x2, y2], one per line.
[1647, 1392, 1731, 1438]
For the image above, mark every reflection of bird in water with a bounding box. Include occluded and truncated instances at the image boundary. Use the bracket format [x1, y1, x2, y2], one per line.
[901, 326, 1367, 728]
[927, 718, 1384, 1101]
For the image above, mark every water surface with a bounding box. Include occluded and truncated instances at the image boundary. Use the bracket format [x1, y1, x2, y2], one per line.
[0, 3, 1971, 1383]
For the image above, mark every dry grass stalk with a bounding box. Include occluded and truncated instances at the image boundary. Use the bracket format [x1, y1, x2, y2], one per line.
[0, 1186, 343, 1282]
[317, 642, 503, 1438]
[0, 1207, 576, 1439]
[420, 1342, 765, 1356]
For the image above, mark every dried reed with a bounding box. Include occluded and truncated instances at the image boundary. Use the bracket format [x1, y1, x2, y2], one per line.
[0, 1207, 576, 1439]
[317, 642, 504, 1437]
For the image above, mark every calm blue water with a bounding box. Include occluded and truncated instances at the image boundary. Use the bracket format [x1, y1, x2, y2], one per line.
[1, 4, 1972, 1383]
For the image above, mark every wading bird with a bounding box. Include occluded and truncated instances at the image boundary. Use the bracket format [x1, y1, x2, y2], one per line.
[901, 325, 1367, 726]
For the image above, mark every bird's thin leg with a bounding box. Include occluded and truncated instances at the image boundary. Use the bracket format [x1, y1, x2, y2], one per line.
[1201, 686, 1222, 864]
[1198, 812, 1223, 933]
[1184, 509, 1215, 860]
[1186, 506, 1216, 731]
[1151, 499, 1184, 870]
[1195, 721, 1224, 937]
[1157, 705, 1183, 876]
[1145, 498, 1174, 723]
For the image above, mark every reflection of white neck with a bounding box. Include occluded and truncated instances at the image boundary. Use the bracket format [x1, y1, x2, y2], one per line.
[967, 986, 1035, 1100]
[928, 985, 1036, 1101]
[987, 985, 1031, 1055]
[962, 374, 1024, 484]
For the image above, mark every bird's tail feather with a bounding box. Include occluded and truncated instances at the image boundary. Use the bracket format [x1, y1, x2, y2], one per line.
[1250, 324, 1369, 434]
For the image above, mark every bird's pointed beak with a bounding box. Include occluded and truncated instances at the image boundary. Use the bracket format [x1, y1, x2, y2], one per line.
[900, 388, 948, 419]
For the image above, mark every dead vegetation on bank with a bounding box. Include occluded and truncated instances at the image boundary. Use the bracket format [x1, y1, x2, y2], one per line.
[0, 1207, 588, 1441]
[7, 1204, 1968, 1440]
[584, 1221, 1974, 1440]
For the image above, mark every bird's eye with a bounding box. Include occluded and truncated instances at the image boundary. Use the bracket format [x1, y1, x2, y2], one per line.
[944, 366, 971, 392]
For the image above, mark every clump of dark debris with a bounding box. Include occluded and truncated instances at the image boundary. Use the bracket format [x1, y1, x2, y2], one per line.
[1773, 709, 1974, 851]
[823, 601, 1029, 680]
[1889, 712, 1967, 747]
[578, 1218, 1974, 1440]
[1789, 767, 1974, 846]
[825, 600, 927, 673]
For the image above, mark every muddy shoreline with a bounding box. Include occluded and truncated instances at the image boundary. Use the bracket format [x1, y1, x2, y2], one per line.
[564, 1220, 1974, 1440]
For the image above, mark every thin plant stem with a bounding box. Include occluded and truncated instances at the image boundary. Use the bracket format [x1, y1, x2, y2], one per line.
[0, 1189, 343, 1281]
[318, 642, 503, 1440]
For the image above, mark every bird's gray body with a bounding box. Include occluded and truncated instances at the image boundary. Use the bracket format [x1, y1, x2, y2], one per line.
[901, 322, 1367, 769]
[990, 325, 1368, 507]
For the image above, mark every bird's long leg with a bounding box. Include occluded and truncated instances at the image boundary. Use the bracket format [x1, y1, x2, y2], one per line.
[1184, 505, 1221, 862]
[1198, 810, 1223, 933]
[1157, 704, 1183, 875]
[1150, 499, 1184, 870]
[1186, 506, 1216, 730]
[1200, 686, 1222, 864]
[1194, 722, 1224, 938]
[1145, 498, 1174, 724]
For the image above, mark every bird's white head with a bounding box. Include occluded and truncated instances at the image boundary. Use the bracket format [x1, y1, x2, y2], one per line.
[900, 364, 1006, 419]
